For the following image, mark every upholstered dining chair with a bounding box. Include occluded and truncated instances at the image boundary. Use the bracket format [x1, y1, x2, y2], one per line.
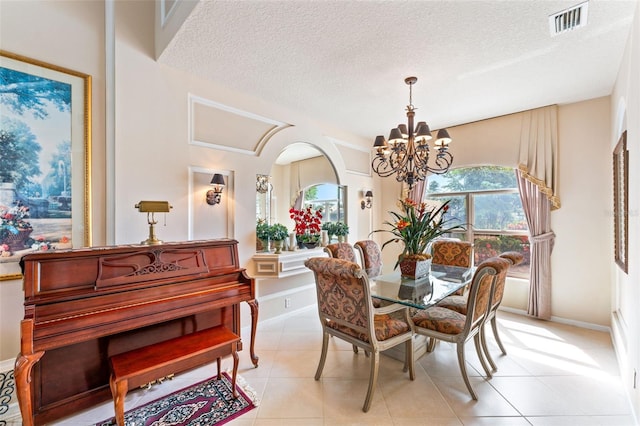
[411, 257, 510, 400]
[327, 241, 383, 314]
[481, 251, 524, 368]
[323, 242, 358, 263]
[438, 252, 524, 372]
[430, 239, 473, 295]
[304, 257, 415, 412]
[324, 242, 379, 354]
[354, 240, 384, 278]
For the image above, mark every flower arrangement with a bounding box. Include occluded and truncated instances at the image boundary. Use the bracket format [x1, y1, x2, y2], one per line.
[0, 201, 32, 240]
[373, 198, 460, 269]
[289, 205, 323, 243]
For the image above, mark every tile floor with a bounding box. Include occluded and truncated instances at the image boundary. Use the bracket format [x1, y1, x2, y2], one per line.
[31, 309, 638, 425]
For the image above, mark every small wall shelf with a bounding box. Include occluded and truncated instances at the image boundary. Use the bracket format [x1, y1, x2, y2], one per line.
[252, 248, 327, 278]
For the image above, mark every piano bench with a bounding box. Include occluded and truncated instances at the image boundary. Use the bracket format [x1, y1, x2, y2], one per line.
[108, 325, 240, 426]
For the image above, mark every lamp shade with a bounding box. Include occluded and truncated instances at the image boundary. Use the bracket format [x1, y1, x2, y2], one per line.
[364, 190, 373, 198]
[373, 135, 387, 147]
[435, 129, 452, 147]
[210, 173, 226, 186]
[388, 128, 404, 143]
[414, 121, 432, 142]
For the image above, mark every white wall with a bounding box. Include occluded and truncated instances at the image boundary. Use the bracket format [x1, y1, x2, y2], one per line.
[611, 0, 640, 417]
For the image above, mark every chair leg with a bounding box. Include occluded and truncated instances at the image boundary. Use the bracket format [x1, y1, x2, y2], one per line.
[404, 339, 415, 380]
[474, 333, 492, 379]
[315, 332, 329, 380]
[480, 325, 497, 373]
[353, 344, 359, 354]
[426, 337, 436, 352]
[491, 316, 507, 355]
[456, 342, 478, 400]
[363, 351, 380, 412]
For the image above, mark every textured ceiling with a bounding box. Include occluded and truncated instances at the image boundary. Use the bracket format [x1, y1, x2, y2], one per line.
[159, 0, 636, 143]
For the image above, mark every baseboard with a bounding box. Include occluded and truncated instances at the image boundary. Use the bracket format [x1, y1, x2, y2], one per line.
[499, 306, 611, 333]
[0, 359, 13, 372]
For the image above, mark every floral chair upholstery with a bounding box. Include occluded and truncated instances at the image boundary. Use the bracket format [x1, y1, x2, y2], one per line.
[354, 240, 384, 278]
[431, 239, 473, 295]
[304, 257, 415, 412]
[411, 257, 510, 400]
[323, 243, 358, 263]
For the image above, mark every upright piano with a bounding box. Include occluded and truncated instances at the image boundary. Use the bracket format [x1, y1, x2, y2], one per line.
[14, 239, 258, 425]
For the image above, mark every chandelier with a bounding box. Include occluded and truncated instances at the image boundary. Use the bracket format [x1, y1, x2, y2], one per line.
[371, 76, 453, 189]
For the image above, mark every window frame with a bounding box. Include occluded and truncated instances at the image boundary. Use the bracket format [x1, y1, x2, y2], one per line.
[427, 179, 530, 279]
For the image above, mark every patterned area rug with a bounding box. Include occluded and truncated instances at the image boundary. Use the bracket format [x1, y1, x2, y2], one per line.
[96, 373, 257, 426]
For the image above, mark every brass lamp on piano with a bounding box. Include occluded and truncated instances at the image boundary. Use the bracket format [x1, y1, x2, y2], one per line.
[135, 200, 172, 245]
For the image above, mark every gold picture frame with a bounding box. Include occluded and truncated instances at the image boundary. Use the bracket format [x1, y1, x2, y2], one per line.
[613, 130, 628, 274]
[0, 51, 91, 280]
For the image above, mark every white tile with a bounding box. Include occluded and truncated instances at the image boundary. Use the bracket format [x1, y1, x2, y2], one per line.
[38, 311, 634, 426]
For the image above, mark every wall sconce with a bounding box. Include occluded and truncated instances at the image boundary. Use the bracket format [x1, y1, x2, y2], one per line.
[361, 190, 373, 210]
[206, 173, 225, 205]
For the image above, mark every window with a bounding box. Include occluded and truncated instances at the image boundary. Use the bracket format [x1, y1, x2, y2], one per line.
[300, 183, 346, 224]
[426, 166, 530, 278]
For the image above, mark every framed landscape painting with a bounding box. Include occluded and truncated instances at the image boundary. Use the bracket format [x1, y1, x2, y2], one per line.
[0, 51, 91, 280]
[613, 130, 628, 274]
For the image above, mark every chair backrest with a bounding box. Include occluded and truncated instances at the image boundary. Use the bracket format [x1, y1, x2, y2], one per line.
[431, 240, 473, 268]
[354, 240, 383, 277]
[499, 251, 524, 266]
[324, 243, 358, 263]
[305, 257, 374, 340]
[463, 257, 511, 331]
[490, 251, 525, 309]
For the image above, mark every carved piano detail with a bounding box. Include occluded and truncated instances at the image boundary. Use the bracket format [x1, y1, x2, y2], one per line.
[15, 239, 258, 426]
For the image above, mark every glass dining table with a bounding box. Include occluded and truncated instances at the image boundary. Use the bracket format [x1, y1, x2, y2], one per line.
[369, 264, 474, 309]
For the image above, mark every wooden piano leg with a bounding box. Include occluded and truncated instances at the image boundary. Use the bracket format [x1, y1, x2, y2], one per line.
[14, 319, 44, 426]
[247, 299, 259, 367]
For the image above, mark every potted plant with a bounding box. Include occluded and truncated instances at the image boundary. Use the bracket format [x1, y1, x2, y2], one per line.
[321, 221, 336, 242]
[333, 221, 349, 242]
[289, 205, 323, 248]
[256, 219, 271, 252]
[269, 223, 289, 254]
[372, 198, 460, 279]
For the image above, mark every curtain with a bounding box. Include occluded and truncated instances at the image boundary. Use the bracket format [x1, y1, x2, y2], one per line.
[517, 170, 554, 319]
[408, 180, 425, 204]
[518, 105, 560, 210]
[517, 105, 559, 319]
[290, 162, 302, 208]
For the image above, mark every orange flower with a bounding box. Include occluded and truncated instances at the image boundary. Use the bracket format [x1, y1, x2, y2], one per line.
[396, 219, 410, 230]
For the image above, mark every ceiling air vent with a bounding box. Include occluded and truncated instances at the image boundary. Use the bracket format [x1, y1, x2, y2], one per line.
[549, 1, 589, 36]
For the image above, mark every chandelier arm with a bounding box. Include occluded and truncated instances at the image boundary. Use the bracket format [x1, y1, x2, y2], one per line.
[371, 146, 410, 178]
[425, 151, 454, 175]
